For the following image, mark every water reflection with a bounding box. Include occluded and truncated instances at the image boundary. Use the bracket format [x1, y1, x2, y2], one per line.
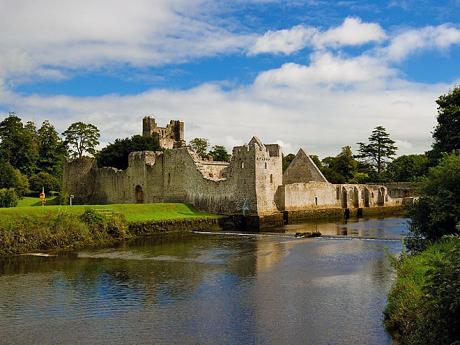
[0, 218, 407, 345]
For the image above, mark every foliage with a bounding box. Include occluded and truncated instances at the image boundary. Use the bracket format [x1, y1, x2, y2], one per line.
[208, 145, 230, 162]
[190, 137, 209, 159]
[97, 135, 160, 169]
[63, 122, 100, 159]
[37, 120, 66, 177]
[0, 113, 39, 176]
[432, 85, 460, 159]
[80, 208, 128, 240]
[405, 153, 460, 252]
[0, 161, 29, 197]
[357, 126, 397, 174]
[385, 154, 429, 182]
[0, 188, 18, 208]
[384, 237, 460, 345]
[282, 153, 296, 172]
[322, 146, 360, 183]
[29, 172, 61, 193]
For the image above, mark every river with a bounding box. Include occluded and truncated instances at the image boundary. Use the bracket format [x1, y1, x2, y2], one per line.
[0, 217, 408, 345]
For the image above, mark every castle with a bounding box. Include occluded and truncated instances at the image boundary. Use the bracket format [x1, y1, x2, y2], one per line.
[63, 117, 413, 225]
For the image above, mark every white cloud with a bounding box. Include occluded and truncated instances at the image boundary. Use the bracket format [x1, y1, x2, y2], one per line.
[255, 52, 396, 87]
[385, 24, 460, 61]
[0, 0, 253, 81]
[249, 25, 318, 55]
[249, 17, 386, 55]
[314, 17, 387, 48]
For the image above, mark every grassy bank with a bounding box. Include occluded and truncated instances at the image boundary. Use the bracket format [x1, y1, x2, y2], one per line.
[0, 202, 221, 222]
[384, 237, 460, 344]
[0, 202, 222, 255]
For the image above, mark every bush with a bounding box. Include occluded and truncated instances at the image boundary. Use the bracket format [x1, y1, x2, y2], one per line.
[385, 237, 460, 345]
[0, 188, 18, 208]
[29, 172, 60, 192]
[80, 208, 128, 240]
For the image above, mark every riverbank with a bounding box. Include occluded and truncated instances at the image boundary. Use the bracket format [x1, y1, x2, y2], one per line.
[0, 203, 223, 255]
[384, 237, 460, 344]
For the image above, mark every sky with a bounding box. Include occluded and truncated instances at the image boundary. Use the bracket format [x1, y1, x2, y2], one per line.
[1, 0, 460, 157]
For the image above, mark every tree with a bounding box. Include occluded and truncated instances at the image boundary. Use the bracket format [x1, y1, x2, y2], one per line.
[0, 113, 39, 176]
[282, 153, 296, 172]
[29, 172, 60, 193]
[406, 153, 460, 252]
[63, 122, 100, 159]
[357, 126, 397, 174]
[190, 137, 209, 159]
[432, 85, 460, 158]
[208, 145, 230, 162]
[97, 135, 160, 169]
[37, 120, 66, 177]
[386, 154, 429, 182]
[0, 161, 29, 197]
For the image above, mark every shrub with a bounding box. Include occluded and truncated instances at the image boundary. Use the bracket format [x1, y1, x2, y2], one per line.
[385, 237, 460, 345]
[0, 188, 18, 208]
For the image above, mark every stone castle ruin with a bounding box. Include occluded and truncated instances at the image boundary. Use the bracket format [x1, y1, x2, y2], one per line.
[63, 117, 413, 225]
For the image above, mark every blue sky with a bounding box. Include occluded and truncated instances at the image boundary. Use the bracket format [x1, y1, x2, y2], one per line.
[1, 0, 460, 156]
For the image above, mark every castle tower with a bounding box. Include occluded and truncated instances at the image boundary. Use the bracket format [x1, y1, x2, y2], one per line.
[142, 116, 185, 149]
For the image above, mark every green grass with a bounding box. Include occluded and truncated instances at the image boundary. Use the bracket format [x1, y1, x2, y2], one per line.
[16, 196, 60, 207]
[0, 202, 221, 223]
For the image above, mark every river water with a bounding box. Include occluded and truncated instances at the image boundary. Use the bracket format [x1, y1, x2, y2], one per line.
[0, 217, 408, 345]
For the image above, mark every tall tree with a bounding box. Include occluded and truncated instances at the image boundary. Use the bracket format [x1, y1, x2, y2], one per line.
[97, 135, 160, 169]
[37, 120, 66, 177]
[432, 85, 460, 158]
[357, 126, 397, 174]
[0, 113, 39, 176]
[189, 137, 209, 159]
[63, 122, 100, 159]
[208, 145, 230, 162]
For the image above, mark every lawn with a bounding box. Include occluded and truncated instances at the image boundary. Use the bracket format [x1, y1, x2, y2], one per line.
[0, 201, 221, 222]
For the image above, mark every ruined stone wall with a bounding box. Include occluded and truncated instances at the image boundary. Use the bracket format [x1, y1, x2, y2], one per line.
[142, 116, 185, 149]
[277, 182, 408, 211]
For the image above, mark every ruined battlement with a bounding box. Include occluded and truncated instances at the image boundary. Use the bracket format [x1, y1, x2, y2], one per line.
[142, 116, 185, 149]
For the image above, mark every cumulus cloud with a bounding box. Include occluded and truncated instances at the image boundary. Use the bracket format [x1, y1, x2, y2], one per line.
[249, 17, 386, 55]
[0, 0, 253, 81]
[384, 24, 460, 61]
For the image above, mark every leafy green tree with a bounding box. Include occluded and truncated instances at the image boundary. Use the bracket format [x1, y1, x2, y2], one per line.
[190, 137, 209, 159]
[63, 122, 100, 159]
[282, 153, 296, 172]
[97, 135, 160, 169]
[386, 154, 429, 182]
[357, 126, 397, 174]
[29, 172, 60, 193]
[0, 161, 29, 197]
[406, 153, 460, 252]
[0, 113, 39, 176]
[37, 120, 66, 177]
[432, 85, 460, 158]
[208, 145, 230, 162]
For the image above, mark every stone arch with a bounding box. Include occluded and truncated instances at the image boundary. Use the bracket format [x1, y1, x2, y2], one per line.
[135, 185, 144, 204]
[377, 187, 385, 206]
[353, 187, 359, 208]
[364, 188, 370, 207]
[341, 187, 348, 208]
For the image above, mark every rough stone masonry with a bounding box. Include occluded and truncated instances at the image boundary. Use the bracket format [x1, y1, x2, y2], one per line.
[63, 116, 414, 219]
